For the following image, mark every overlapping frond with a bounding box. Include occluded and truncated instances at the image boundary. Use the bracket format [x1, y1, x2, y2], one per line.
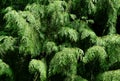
[25, 3, 45, 19]
[58, 27, 78, 42]
[43, 41, 58, 55]
[96, 34, 120, 46]
[49, 48, 84, 77]
[25, 3, 45, 39]
[80, 28, 97, 42]
[105, 0, 120, 34]
[0, 59, 13, 81]
[48, 1, 67, 12]
[96, 35, 120, 68]
[1, 0, 120, 81]
[29, 59, 47, 81]
[83, 46, 108, 69]
[47, 1, 70, 26]
[4, 8, 41, 57]
[0, 36, 16, 55]
[96, 69, 120, 81]
[19, 11, 41, 32]
[78, 21, 97, 43]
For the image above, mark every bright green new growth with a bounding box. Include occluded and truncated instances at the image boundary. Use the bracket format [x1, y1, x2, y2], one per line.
[83, 46, 108, 70]
[49, 48, 84, 77]
[58, 27, 78, 42]
[4, 8, 41, 57]
[96, 69, 120, 81]
[0, 59, 13, 81]
[0, 36, 15, 55]
[29, 59, 47, 81]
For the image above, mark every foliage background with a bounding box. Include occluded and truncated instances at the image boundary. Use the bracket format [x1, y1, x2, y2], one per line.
[0, 0, 120, 81]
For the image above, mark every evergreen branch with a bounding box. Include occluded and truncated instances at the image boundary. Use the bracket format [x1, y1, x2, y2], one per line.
[83, 46, 108, 70]
[0, 59, 13, 81]
[43, 41, 58, 55]
[96, 69, 120, 81]
[0, 36, 16, 56]
[58, 27, 79, 42]
[29, 59, 47, 81]
[96, 35, 120, 68]
[49, 48, 84, 77]
[4, 8, 41, 57]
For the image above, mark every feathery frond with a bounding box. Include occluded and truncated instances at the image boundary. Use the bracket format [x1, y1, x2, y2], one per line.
[96, 69, 120, 81]
[0, 59, 13, 81]
[19, 11, 41, 32]
[58, 27, 79, 42]
[29, 59, 47, 81]
[49, 48, 84, 77]
[4, 8, 41, 57]
[25, 3, 45, 19]
[83, 46, 108, 69]
[47, 1, 69, 26]
[0, 36, 16, 55]
[43, 41, 58, 55]
[96, 34, 120, 68]
[47, 1, 67, 12]
[105, 0, 120, 34]
[80, 28, 97, 42]
[78, 21, 97, 43]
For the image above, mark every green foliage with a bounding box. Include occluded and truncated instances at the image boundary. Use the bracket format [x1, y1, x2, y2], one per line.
[25, 3, 45, 19]
[29, 59, 47, 81]
[0, 36, 15, 55]
[48, 1, 67, 12]
[105, 0, 120, 34]
[47, 1, 69, 26]
[96, 69, 120, 81]
[43, 41, 58, 55]
[58, 27, 78, 42]
[0, 59, 13, 81]
[83, 46, 108, 70]
[84, 0, 97, 15]
[96, 35, 120, 68]
[19, 11, 41, 32]
[0, 0, 120, 81]
[80, 27, 97, 43]
[49, 48, 83, 77]
[65, 75, 88, 81]
[25, 3, 45, 39]
[78, 20, 97, 43]
[4, 8, 41, 57]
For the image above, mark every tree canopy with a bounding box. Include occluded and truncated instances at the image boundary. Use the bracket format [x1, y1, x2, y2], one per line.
[0, 0, 120, 81]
